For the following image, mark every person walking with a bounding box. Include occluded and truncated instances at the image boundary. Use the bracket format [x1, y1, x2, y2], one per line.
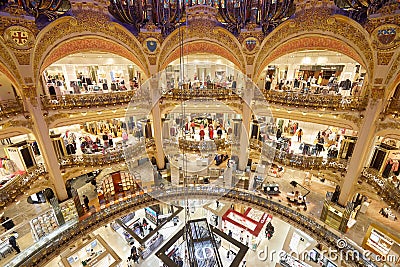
[9, 232, 20, 254]
[83, 195, 90, 211]
[297, 129, 303, 142]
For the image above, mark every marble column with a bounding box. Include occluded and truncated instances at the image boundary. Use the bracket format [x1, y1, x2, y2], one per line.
[23, 87, 68, 201]
[338, 99, 383, 205]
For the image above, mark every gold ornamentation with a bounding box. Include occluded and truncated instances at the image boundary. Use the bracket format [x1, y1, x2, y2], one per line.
[374, 78, 383, 84]
[243, 37, 258, 54]
[377, 52, 394, 65]
[14, 51, 31, 65]
[33, 14, 149, 84]
[371, 86, 385, 99]
[24, 77, 33, 84]
[143, 38, 159, 54]
[148, 56, 157, 65]
[254, 10, 374, 81]
[385, 53, 400, 84]
[3, 26, 35, 50]
[371, 24, 400, 51]
[22, 85, 38, 106]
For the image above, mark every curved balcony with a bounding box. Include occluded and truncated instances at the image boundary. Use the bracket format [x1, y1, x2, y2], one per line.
[362, 168, 400, 210]
[0, 98, 24, 119]
[59, 143, 149, 168]
[0, 164, 46, 207]
[250, 139, 348, 172]
[262, 90, 368, 111]
[162, 88, 241, 101]
[15, 185, 371, 267]
[40, 91, 137, 110]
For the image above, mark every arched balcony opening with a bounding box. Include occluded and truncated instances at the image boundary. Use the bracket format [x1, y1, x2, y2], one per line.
[258, 50, 368, 111]
[40, 52, 145, 110]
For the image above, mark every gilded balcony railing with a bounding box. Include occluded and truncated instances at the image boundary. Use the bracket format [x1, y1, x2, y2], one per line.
[14, 186, 373, 267]
[162, 88, 241, 101]
[262, 90, 368, 111]
[40, 91, 138, 110]
[361, 168, 400, 210]
[59, 143, 149, 168]
[0, 98, 24, 119]
[250, 139, 348, 172]
[0, 164, 46, 207]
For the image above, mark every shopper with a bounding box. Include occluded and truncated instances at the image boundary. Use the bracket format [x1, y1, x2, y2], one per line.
[142, 218, 148, 230]
[191, 121, 195, 134]
[217, 127, 223, 139]
[297, 129, 303, 142]
[1, 216, 15, 231]
[199, 128, 205, 140]
[9, 232, 20, 254]
[83, 195, 90, 211]
[276, 128, 282, 139]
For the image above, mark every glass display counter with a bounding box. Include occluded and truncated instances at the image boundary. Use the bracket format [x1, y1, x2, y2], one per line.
[61, 235, 121, 267]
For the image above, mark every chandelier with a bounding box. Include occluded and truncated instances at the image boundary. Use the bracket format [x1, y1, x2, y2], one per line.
[334, 0, 395, 22]
[12, 0, 72, 21]
[108, 0, 295, 36]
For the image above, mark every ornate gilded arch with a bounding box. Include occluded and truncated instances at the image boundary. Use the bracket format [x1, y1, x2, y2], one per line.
[159, 41, 243, 71]
[40, 37, 148, 75]
[158, 26, 246, 73]
[255, 36, 366, 78]
[253, 13, 374, 81]
[32, 15, 150, 86]
[0, 40, 23, 91]
[384, 52, 400, 100]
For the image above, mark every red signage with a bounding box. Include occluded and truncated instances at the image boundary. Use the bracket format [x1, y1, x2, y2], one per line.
[222, 208, 271, 237]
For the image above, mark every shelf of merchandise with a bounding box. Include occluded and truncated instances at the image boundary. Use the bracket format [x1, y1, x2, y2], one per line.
[29, 210, 59, 241]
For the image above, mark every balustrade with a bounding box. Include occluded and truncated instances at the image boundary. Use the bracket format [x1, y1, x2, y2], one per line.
[361, 168, 400, 210]
[15, 185, 372, 267]
[0, 98, 24, 119]
[59, 143, 148, 168]
[40, 91, 138, 110]
[250, 139, 349, 172]
[262, 90, 367, 111]
[162, 88, 241, 101]
[0, 164, 46, 207]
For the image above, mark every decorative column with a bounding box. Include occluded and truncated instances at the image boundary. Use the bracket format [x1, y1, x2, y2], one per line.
[338, 98, 383, 205]
[22, 86, 68, 201]
[238, 79, 253, 171]
[149, 77, 165, 169]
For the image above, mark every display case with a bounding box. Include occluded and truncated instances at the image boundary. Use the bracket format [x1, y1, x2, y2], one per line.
[101, 171, 138, 198]
[362, 225, 396, 257]
[139, 233, 164, 260]
[61, 235, 122, 267]
[59, 199, 78, 222]
[280, 252, 311, 267]
[30, 209, 59, 241]
[5, 141, 37, 171]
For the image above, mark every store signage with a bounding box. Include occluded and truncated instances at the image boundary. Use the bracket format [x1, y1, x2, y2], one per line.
[222, 209, 271, 237]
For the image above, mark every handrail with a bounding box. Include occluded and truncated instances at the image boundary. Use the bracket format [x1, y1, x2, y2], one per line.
[361, 168, 400, 210]
[162, 88, 241, 101]
[0, 98, 24, 118]
[12, 186, 374, 267]
[262, 90, 368, 111]
[0, 164, 46, 207]
[40, 91, 138, 109]
[250, 138, 348, 172]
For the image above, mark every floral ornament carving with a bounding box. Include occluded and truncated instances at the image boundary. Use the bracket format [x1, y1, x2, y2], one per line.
[385, 53, 400, 84]
[1, 118, 33, 129]
[377, 52, 394, 66]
